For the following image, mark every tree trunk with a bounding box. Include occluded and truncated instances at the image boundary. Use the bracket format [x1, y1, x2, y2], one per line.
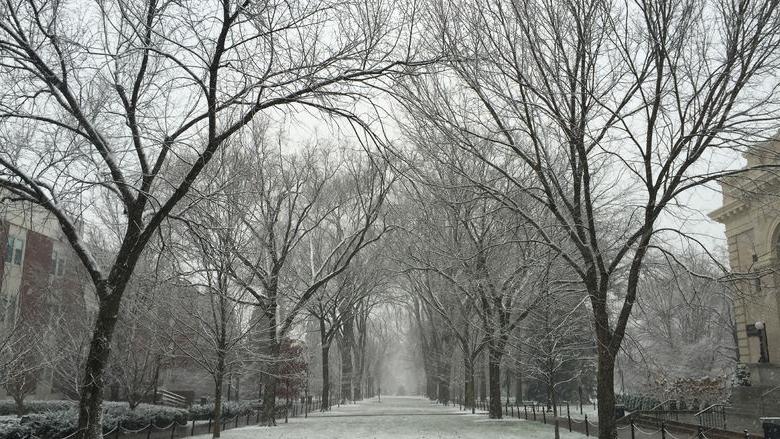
[551, 381, 560, 439]
[479, 366, 486, 402]
[515, 367, 523, 403]
[464, 357, 475, 413]
[261, 305, 279, 426]
[339, 315, 355, 403]
[76, 295, 123, 439]
[437, 357, 451, 404]
[487, 347, 502, 419]
[321, 344, 330, 410]
[339, 341, 353, 403]
[213, 363, 225, 439]
[262, 358, 278, 426]
[353, 358, 364, 401]
[505, 373, 510, 404]
[596, 345, 616, 439]
[13, 395, 25, 417]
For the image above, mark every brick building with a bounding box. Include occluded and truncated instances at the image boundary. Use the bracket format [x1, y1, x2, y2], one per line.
[0, 201, 90, 400]
[0, 199, 260, 406]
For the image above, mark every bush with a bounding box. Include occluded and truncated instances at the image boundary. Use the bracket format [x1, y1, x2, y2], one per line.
[2, 403, 189, 438]
[22, 410, 79, 439]
[103, 403, 188, 430]
[0, 400, 76, 416]
[188, 400, 258, 420]
[0, 419, 31, 439]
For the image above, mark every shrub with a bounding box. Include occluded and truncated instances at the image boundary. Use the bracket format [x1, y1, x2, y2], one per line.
[0, 419, 31, 439]
[188, 400, 258, 420]
[3, 403, 189, 438]
[22, 410, 79, 439]
[0, 400, 76, 416]
[103, 403, 188, 430]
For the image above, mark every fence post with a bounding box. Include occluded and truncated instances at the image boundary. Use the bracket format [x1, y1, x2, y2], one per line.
[631, 419, 635, 439]
[170, 422, 176, 439]
[191, 418, 195, 436]
[511, 404, 514, 417]
[532, 403, 536, 421]
[698, 426, 704, 439]
[146, 425, 152, 439]
[585, 415, 589, 437]
[568, 413, 572, 432]
[524, 405, 528, 420]
[661, 422, 667, 439]
[256, 410, 260, 424]
[543, 407, 547, 424]
[115, 425, 120, 439]
[207, 417, 212, 433]
[566, 402, 570, 418]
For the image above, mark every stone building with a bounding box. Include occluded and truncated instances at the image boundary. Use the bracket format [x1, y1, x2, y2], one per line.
[709, 138, 780, 421]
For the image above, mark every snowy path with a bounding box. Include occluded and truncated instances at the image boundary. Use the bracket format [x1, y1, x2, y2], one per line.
[193, 396, 588, 439]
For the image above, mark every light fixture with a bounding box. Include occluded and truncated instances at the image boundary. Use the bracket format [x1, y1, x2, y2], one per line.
[756, 321, 765, 331]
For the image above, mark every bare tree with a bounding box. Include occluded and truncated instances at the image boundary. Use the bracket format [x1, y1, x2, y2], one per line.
[163, 145, 270, 438]
[0, 320, 45, 416]
[215, 138, 392, 424]
[518, 272, 593, 439]
[305, 260, 385, 409]
[397, 0, 780, 434]
[107, 257, 174, 409]
[620, 251, 737, 401]
[393, 154, 547, 418]
[0, 0, 418, 434]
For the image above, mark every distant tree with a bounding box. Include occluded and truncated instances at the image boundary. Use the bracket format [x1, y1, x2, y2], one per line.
[519, 268, 593, 439]
[0, 0, 417, 435]
[107, 257, 173, 409]
[277, 339, 308, 405]
[213, 138, 392, 425]
[0, 322, 43, 416]
[621, 252, 737, 404]
[397, 0, 780, 433]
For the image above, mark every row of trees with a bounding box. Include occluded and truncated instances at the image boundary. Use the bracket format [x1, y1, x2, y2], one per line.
[2, 0, 780, 437]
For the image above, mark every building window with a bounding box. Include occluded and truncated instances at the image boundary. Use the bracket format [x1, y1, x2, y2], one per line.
[5, 236, 24, 266]
[51, 251, 65, 276]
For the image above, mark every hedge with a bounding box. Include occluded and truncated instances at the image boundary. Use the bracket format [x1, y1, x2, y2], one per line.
[0, 399, 272, 438]
[0, 400, 76, 416]
[188, 400, 258, 420]
[0, 403, 188, 439]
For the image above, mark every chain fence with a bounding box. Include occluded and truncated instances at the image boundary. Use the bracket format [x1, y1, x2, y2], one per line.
[26, 397, 339, 439]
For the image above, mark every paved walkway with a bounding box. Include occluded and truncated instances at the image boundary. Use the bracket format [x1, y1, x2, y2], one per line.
[194, 396, 588, 438]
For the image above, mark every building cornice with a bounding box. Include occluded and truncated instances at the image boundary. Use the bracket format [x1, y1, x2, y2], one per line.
[709, 200, 750, 223]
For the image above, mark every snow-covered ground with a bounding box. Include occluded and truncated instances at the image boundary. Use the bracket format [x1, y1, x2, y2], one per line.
[193, 396, 587, 438]
[566, 404, 599, 420]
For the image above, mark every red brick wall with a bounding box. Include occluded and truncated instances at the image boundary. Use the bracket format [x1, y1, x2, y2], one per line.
[19, 229, 54, 322]
[0, 221, 8, 292]
[53, 246, 87, 318]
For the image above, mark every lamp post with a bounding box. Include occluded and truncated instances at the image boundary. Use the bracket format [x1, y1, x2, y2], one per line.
[756, 321, 770, 363]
